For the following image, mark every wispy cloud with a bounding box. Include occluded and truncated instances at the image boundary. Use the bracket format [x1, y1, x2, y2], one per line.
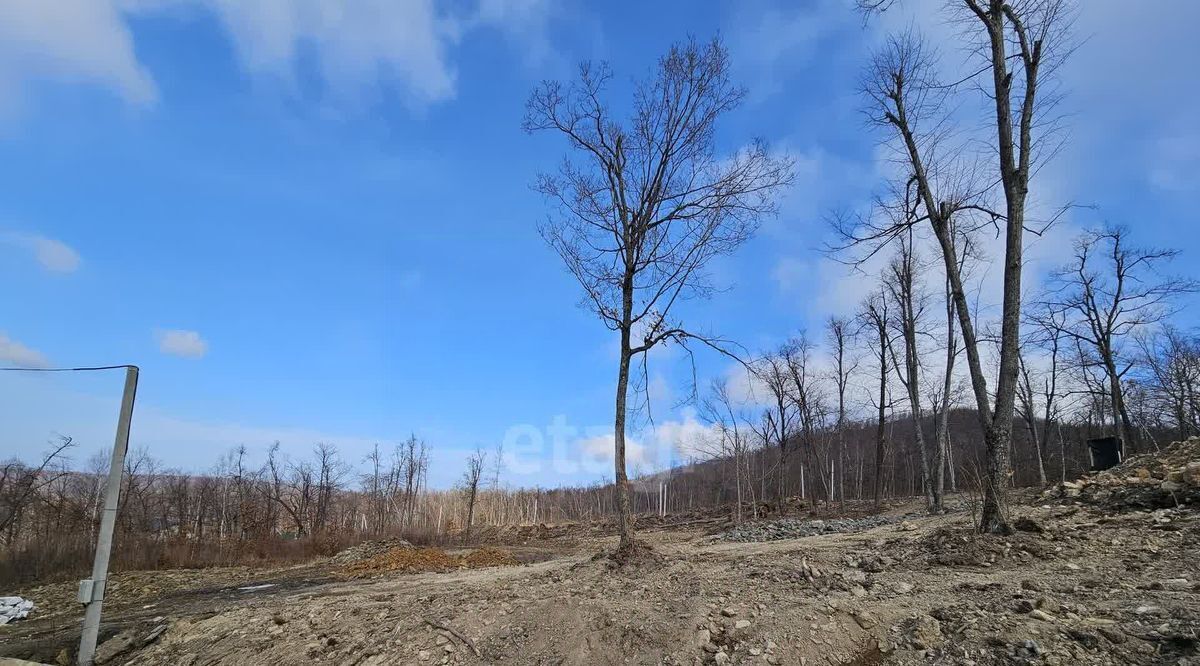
[0, 332, 49, 368]
[0, 0, 559, 115]
[156, 329, 208, 359]
[1, 232, 81, 273]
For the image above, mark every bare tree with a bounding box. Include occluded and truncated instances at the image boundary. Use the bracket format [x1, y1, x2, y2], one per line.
[782, 335, 830, 506]
[826, 316, 859, 508]
[751, 343, 798, 508]
[524, 37, 793, 552]
[461, 448, 486, 538]
[1138, 326, 1200, 439]
[884, 236, 940, 511]
[846, 0, 1074, 531]
[0, 436, 74, 538]
[700, 378, 754, 524]
[1039, 227, 1199, 451]
[858, 290, 892, 509]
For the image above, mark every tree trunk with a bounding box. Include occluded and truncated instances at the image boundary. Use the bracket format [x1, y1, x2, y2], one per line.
[979, 423, 1011, 533]
[1103, 354, 1133, 454]
[613, 335, 635, 551]
[873, 362, 887, 509]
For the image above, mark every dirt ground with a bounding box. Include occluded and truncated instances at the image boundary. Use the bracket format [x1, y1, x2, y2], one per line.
[2, 492, 1197, 665]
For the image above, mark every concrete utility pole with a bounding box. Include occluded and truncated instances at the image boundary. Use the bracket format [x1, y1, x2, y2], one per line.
[78, 366, 139, 666]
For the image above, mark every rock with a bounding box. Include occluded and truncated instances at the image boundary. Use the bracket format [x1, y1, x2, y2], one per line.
[144, 624, 168, 644]
[1013, 599, 1035, 614]
[852, 611, 879, 630]
[713, 650, 729, 665]
[720, 607, 738, 617]
[1028, 609, 1054, 622]
[1013, 516, 1045, 533]
[94, 630, 138, 665]
[893, 582, 914, 595]
[902, 615, 942, 650]
[1067, 629, 1101, 649]
[1160, 578, 1190, 590]
[1035, 597, 1060, 613]
[1016, 640, 1041, 658]
[1097, 627, 1127, 644]
[694, 629, 711, 646]
[899, 521, 918, 532]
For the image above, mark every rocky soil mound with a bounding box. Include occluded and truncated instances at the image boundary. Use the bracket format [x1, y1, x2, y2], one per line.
[340, 546, 518, 578]
[1045, 437, 1200, 510]
[329, 538, 414, 565]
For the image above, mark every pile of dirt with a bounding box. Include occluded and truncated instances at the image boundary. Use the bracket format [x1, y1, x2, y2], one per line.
[911, 525, 1066, 569]
[1045, 437, 1200, 510]
[340, 546, 518, 578]
[329, 538, 413, 565]
[460, 547, 520, 568]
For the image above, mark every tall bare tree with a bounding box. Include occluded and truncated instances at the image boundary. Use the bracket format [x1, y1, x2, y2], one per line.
[884, 236, 940, 511]
[826, 316, 859, 508]
[525, 38, 793, 552]
[752, 342, 799, 508]
[847, 0, 1074, 531]
[782, 335, 830, 506]
[859, 290, 892, 509]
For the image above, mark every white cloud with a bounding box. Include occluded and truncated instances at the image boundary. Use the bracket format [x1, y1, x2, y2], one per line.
[578, 432, 648, 469]
[0, 332, 49, 368]
[157, 329, 208, 359]
[30, 236, 82, 272]
[649, 411, 719, 461]
[204, 0, 459, 106]
[2, 232, 82, 273]
[0, 0, 558, 115]
[0, 0, 157, 114]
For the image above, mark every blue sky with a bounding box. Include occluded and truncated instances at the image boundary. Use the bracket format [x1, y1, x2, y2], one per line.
[2, 0, 1197, 488]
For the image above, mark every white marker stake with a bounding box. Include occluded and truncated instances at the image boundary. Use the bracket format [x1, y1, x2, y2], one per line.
[78, 366, 139, 666]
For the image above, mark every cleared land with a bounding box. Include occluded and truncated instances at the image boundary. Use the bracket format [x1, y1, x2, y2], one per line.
[2, 446, 1198, 666]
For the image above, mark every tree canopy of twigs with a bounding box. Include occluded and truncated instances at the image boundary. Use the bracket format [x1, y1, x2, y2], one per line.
[1036, 226, 1200, 450]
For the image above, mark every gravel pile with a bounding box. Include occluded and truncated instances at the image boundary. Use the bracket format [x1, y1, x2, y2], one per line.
[713, 514, 898, 543]
[1044, 437, 1200, 511]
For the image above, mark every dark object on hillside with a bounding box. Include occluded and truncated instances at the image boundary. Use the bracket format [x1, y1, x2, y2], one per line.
[1087, 437, 1123, 471]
